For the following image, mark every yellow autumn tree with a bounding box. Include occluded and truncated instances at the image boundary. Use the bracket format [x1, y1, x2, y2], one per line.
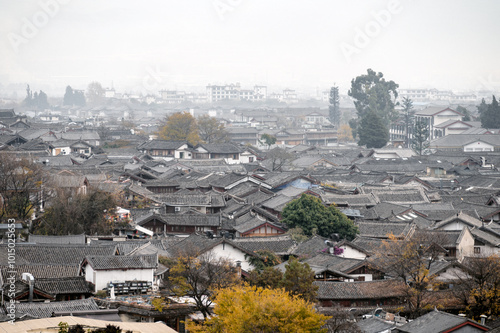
[157, 111, 200, 145]
[337, 124, 354, 143]
[189, 284, 329, 333]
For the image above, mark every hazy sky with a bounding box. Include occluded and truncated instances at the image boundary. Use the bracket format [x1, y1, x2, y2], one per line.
[1, 0, 499, 96]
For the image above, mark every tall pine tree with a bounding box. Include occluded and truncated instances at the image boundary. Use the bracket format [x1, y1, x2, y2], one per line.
[412, 119, 430, 155]
[328, 86, 340, 128]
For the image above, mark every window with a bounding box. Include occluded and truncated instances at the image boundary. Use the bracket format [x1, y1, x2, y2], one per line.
[249, 157, 254, 162]
[474, 247, 481, 254]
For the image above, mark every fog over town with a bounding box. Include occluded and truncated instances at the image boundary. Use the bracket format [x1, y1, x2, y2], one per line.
[1, 0, 500, 96]
[1, 1, 500, 333]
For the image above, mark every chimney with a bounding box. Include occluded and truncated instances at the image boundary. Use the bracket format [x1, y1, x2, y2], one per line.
[236, 261, 242, 278]
[480, 314, 487, 326]
[21, 273, 34, 302]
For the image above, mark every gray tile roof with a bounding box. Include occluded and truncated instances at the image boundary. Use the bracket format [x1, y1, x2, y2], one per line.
[34, 276, 91, 295]
[356, 317, 396, 333]
[290, 253, 366, 274]
[135, 213, 221, 227]
[196, 143, 242, 154]
[291, 235, 332, 257]
[314, 279, 406, 300]
[433, 212, 483, 229]
[357, 221, 414, 239]
[84, 254, 157, 270]
[321, 193, 377, 207]
[15, 298, 99, 319]
[0, 264, 80, 280]
[137, 140, 189, 150]
[430, 134, 500, 149]
[28, 234, 86, 245]
[0, 244, 117, 266]
[351, 236, 386, 254]
[394, 309, 487, 333]
[152, 191, 226, 207]
[231, 235, 297, 255]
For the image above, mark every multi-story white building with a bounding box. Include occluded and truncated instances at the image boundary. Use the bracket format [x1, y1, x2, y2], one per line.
[269, 89, 298, 103]
[206, 83, 267, 102]
[398, 88, 477, 103]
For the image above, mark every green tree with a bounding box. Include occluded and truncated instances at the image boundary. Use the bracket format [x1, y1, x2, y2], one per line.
[456, 105, 471, 122]
[280, 257, 318, 303]
[348, 118, 358, 139]
[63, 86, 86, 106]
[157, 111, 200, 145]
[23, 85, 50, 109]
[63, 86, 74, 106]
[248, 266, 284, 289]
[36, 90, 50, 109]
[260, 133, 277, 150]
[357, 111, 388, 148]
[328, 205, 359, 241]
[197, 115, 229, 143]
[329, 86, 341, 128]
[348, 69, 399, 125]
[188, 284, 329, 333]
[247, 249, 282, 271]
[401, 97, 415, 148]
[412, 118, 430, 155]
[480, 96, 500, 129]
[86, 81, 105, 106]
[477, 98, 488, 117]
[281, 194, 358, 240]
[23, 84, 33, 106]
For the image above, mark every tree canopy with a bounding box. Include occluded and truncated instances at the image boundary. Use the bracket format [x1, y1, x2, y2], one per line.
[376, 231, 449, 318]
[348, 69, 399, 124]
[248, 256, 318, 302]
[188, 284, 329, 333]
[161, 250, 238, 319]
[0, 154, 48, 222]
[157, 111, 201, 145]
[281, 194, 358, 240]
[197, 115, 229, 144]
[86, 81, 105, 106]
[260, 133, 277, 150]
[265, 147, 293, 171]
[479, 95, 500, 129]
[24, 85, 50, 110]
[35, 187, 116, 235]
[453, 254, 500, 319]
[357, 111, 388, 148]
[63, 85, 86, 106]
